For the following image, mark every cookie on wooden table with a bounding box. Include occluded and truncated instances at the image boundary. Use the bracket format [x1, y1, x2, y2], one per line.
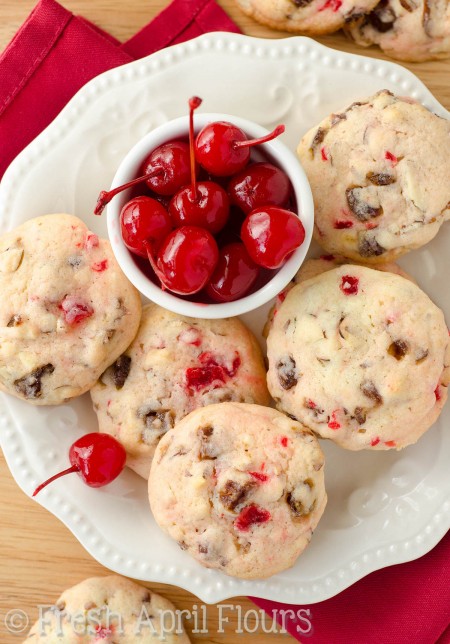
[235, 0, 380, 34]
[345, 0, 450, 62]
[297, 90, 450, 263]
[91, 303, 270, 479]
[266, 264, 449, 450]
[0, 214, 141, 405]
[149, 402, 326, 579]
[24, 575, 190, 643]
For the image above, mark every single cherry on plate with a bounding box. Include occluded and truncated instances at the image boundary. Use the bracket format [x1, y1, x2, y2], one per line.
[241, 206, 306, 269]
[33, 433, 126, 497]
[206, 242, 259, 302]
[228, 162, 291, 214]
[195, 121, 285, 176]
[120, 196, 173, 257]
[146, 225, 219, 295]
[169, 97, 230, 234]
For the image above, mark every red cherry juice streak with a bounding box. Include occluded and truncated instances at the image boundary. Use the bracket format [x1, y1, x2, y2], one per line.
[384, 440, 396, 447]
[321, 147, 328, 161]
[92, 259, 108, 272]
[249, 471, 269, 482]
[280, 436, 289, 447]
[234, 504, 271, 531]
[60, 296, 94, 324]
[186, 352, 241, 392]
[334, 220, 353, 229]
[371, 437, 381, 446]
[435, 386, 442, 401]
[340, 275, 359, 295]
[85, 233, 99, 250]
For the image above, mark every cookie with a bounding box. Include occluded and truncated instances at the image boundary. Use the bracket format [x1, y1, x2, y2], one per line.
[266, 264, 449, 450]
[0, 214, 141, 405]
[91, 303, 270, 479]
[149, 403, 326, 579]
[24, 575, 190, 643]
[235, 0, 379, 35]
[263, 255, 414, 337]
[297, 90, 450, 263]
[344, 0, 450, 62]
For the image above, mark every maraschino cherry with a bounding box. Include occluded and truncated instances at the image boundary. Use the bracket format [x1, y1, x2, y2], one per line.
[195, 121, 285, 176]
[146, 225, 219, 295]
[33, 433, 126, 497]
[120, 196, 172, 257]
[141, 140, 193, 196]
[206, 242, 259, 302]
[241, 206, 306, 269]
[169, 97, 229, 234]
[228, 162, 291, 214]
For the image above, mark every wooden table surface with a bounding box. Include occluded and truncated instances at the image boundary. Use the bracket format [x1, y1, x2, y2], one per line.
[0, 2, 448, 643]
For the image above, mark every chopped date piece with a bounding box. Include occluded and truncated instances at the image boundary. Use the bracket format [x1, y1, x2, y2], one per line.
[330, 113, 347, 127]
[276, 355, 298, 390]
[366, 172, 396, 186]
[361, 380, 383, 405]
[292, 0, 314, 5]
[7, 314, 22, 327]
[399, 0, 415, 10]
[14, 363, 55, 399]
[309, 127, 328, 156]
[198, 425, 217, 459]
[369, 0, 396, 32]
[354, 407, 367, 425]
[138, 405, 175, 434]
[111, 355, 131, 389]
[388, 339, 410, 360]
[220, 480, 255, 512]
[286, 492, 315, 518]
[358, 235, 385, 257]
[234, 504, 271, 531]
[198, 544, 208, 554]
[346, 187, 383, 221]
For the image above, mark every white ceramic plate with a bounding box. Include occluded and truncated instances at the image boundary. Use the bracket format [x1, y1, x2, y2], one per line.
[0, 33, 449, 605]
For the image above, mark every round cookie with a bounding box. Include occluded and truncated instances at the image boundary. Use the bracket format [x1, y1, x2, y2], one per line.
[344, 0, 450, 62]
[24, 575, 190, 643]
[266, 264, 449, 450]
[235, 0, 379, 35]
[297, 90, 450, 263]
[263, 255, 413, 337]
[0, 214, 141, 405]
[91, 304, 270, 479]
[149, 403, 326, 579]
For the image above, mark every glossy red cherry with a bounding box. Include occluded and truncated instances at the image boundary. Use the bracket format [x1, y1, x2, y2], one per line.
[120, 196, 173, 257]
[33, 433, 126, 497]
[169, 181, 229, 234]
[206, 243, 259, 302]
[228, 162, 291, 214]
[142, 141, 194, 196]
[241, 207, 306, 269]
[195, 122, 285, 177]
[147, 225, 219, 295]
[169, 97, 229, 233]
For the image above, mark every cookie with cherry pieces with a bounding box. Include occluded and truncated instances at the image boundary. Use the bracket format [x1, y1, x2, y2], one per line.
[0, 214, 141, 405]
[24, 575, 190, 643]
[266, 264, 449, 450]
[91, 303, 270, 479]
[149, 403, 326, 579]
[234, 0, 380, 34]
[297, 90, 450, 263]
[345, 0, 450, 62]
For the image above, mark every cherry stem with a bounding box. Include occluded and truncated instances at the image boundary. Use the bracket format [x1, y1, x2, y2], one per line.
[188, 96, 202, 201]
[143, 240, 168, 291]
[32, 464, 79, 497]
[232, 124, 285, 150]
[94, 167, 164, 216]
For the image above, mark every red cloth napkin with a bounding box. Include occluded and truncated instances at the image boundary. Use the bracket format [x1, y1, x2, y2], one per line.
[0, 2, 449, 642]
[0, 0, 240, 179]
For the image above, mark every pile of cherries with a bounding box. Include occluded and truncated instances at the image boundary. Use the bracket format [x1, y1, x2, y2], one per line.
[95, 97, 305, 302]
